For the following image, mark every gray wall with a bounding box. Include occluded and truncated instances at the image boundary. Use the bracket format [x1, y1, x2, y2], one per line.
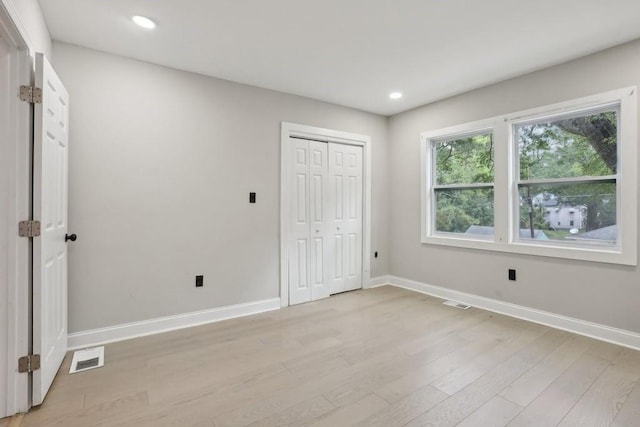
[388, 39, 640, 333]
[53, 42, 389, 333]
[54, 36, 640, 336]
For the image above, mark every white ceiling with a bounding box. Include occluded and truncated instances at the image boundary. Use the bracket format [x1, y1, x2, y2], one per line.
[39, 0, 640, 116]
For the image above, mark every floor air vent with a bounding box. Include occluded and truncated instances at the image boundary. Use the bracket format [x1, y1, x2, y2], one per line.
[69, 346, 105, 374]
[443, 300, 471, 310]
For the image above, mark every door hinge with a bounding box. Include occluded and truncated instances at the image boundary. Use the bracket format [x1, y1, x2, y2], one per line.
[19, 85, 42, 104]
[18, 220, 41, 238]
[18, 354, 41, 373]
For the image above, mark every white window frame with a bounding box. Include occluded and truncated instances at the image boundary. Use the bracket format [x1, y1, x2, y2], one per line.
[421, 118, 498, 248]
[421, 87, 637, 266]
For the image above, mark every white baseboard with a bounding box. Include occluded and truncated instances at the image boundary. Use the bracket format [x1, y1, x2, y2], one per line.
[370, 275, 640, 351]
[368, 275, 392, 288]
[68, 298, 281, 350]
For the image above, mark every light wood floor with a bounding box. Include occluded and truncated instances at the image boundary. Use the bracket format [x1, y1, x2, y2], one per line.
[14, 285, 640, 426]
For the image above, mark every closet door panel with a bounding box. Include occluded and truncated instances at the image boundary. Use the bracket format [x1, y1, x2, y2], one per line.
[343, 145, 363, 291]
[288, 140, 311, 305]
[328, 143, 363, 294]
[309, 141, 330, 301]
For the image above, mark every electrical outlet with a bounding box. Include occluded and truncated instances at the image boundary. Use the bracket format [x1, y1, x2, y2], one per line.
[508, 269, 516, 281]
[374, 251, 378, 258]
[249, 192, 256, 203]
[195, 275, 204, 287]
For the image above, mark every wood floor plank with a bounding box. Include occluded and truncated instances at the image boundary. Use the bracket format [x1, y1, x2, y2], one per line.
[430, 321, 563, 395]
[507, 353, 610, 427]
[308, 394, 388, 427]
[405, 328, 567, 426]
[16, 286, 640, 427]
[585, 339, 625, 362]
[558, 348, 640, 426]
[107, 399, 216, 427]
[499, 334, 593, 407]
[612, 378, 640, 427]
[245, 396, 335, 427]
[354, 385, 447, 427]
[457, 396, 523, 427]
[375, 329, 509, 404]
[210, 386, 318, 426]
[23, 391, 148, 427]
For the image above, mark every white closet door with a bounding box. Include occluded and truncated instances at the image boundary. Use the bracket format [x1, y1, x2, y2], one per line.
[308, 142, 330, 301]
[288, 139, 312, 305]
[328, 143, 363, 294]
[288, 139, 330, 305]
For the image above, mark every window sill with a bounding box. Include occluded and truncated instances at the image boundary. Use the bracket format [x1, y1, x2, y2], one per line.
[421, 235, 636, 266]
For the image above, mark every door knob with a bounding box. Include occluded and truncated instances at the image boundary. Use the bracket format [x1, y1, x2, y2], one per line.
[65, 233, 77, 242]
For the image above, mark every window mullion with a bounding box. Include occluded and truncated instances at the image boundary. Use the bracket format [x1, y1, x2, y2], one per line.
[493, 119, 510, 244]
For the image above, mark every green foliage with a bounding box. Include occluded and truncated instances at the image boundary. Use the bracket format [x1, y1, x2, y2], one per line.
[518, 112, 616, 180]
[433, 111, 618, 237]
[434, 134, 494, 233]
[436, 133, 493, 184]
[436, 189, 494, 233]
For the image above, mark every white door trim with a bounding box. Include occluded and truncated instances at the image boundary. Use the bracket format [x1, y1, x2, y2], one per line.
[0, 0, 32, 417]
[280, 122, 372, 307]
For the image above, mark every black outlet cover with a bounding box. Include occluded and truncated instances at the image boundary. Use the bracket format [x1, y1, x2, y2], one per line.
[374, 251, 378, 258]
[508, 269, 516, 281]
[249, 192, 256, 203]
[195, 275, 204, 287]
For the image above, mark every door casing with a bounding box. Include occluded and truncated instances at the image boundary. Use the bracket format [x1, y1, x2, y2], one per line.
[0, 0, 32, 417]
[280, 122, 372, 307]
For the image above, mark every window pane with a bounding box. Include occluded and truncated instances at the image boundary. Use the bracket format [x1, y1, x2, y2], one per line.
[518, 182, 616, 245]
[517, 110, 618, 180]
[435, 188, 494, 235]
[435, 133, 494, 185]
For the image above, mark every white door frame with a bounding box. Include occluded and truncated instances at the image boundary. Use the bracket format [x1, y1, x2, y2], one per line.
[0, 0, 32, 417]
[280, 122, 372, 307]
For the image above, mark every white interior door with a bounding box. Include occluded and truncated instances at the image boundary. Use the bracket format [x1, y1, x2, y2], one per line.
[328, 143, 363, 294]
[33, 53, 69, 406]
[288, 139, 330, 305]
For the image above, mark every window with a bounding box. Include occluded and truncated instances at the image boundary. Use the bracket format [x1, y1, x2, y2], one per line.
[515, 106, 618, 246]
[432, 131, 494, 238]
[421, 87, 637, 265]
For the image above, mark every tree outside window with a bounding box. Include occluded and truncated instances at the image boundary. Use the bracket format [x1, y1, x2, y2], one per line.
[516, 107, 618, 245]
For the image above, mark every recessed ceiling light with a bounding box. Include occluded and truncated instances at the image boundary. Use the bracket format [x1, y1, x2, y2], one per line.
[132, 15, 156, 29]
[389, 92, 403, 100]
